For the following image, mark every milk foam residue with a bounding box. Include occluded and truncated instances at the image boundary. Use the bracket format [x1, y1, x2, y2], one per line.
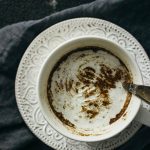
[47, 47, 132, 136]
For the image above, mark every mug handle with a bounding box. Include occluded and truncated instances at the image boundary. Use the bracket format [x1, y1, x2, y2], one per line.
[135, 101, 150, 126]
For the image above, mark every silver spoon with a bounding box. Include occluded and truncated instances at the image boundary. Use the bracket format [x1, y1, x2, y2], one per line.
[123, 83, 150, 103]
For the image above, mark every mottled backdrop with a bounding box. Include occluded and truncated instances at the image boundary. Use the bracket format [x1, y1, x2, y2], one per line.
[0, 0, 94, 28]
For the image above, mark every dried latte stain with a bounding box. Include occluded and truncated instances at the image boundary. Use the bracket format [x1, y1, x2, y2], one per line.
[78, 64, 131, 120]
[47, 46, 132, 132]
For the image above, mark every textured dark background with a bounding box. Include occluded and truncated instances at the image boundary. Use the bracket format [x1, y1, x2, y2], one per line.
[0, 0, 150, 150]
[0, 0, 94, 28]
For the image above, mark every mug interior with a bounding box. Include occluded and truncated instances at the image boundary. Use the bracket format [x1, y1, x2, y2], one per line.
[37, 36, 142, 142]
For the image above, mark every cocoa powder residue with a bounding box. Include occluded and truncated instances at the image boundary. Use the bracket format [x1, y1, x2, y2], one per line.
[47, 47, 132, 127]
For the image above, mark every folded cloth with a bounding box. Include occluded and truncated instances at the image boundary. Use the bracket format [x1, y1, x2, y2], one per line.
[0, 0, 150, 149]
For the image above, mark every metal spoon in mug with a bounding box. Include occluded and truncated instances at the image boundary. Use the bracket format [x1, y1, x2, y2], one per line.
[123, 83, 150, 103]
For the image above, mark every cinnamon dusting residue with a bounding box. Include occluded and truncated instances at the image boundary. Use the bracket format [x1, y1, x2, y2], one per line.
[48, 95, 75, 128]
[109, 93, 131, 124]
[78, 64, 130, 119]
[81, 100, 100, 119]
[47, 46, 132, 130]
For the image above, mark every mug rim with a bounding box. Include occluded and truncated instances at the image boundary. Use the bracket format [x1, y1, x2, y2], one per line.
[37, 36, 142, 142]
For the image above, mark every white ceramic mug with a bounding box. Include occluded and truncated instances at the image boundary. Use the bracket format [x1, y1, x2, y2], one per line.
[37, 36, 148, 142]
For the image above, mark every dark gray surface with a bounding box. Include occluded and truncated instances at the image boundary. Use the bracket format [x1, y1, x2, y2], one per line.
[0, 0, 94, 28]
[0, 0, 150, 150]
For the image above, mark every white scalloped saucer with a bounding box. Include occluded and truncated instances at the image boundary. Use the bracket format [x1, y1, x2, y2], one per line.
[15, 18, 150, 150]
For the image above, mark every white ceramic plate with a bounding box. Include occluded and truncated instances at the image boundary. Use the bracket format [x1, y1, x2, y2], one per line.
[15, 18, 150, 150]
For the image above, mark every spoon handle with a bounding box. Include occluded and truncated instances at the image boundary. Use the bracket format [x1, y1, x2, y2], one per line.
[136, 85, 150, 103]
[124, 83, 150, 103]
